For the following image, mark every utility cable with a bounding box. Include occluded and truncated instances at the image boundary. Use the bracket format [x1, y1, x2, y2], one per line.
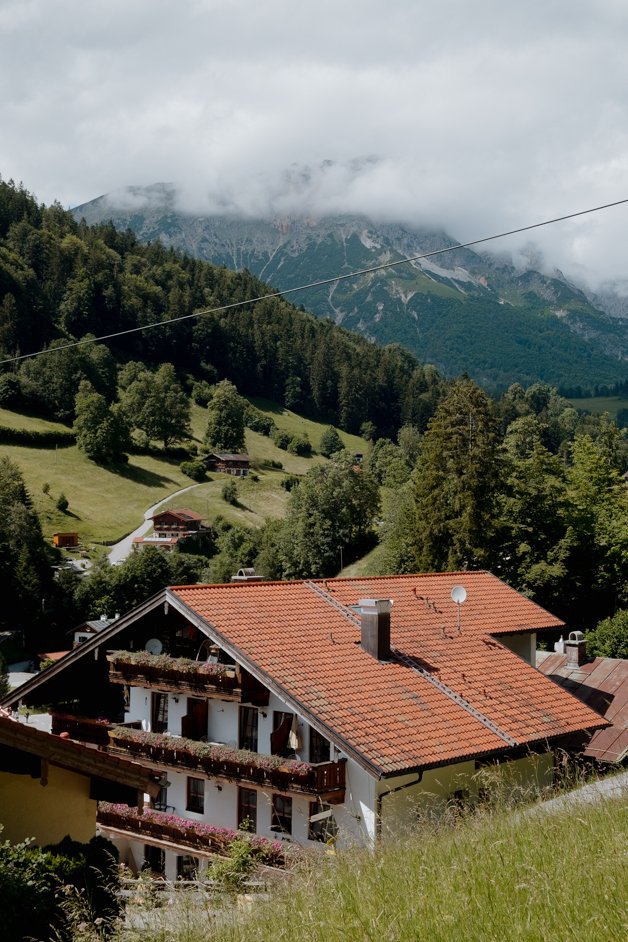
[1, 196, 627, 366]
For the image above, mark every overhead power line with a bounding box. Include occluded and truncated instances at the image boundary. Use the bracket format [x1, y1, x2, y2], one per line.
[1, 196, 627, 367]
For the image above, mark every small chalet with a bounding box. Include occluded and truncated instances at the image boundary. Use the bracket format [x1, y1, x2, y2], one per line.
[151, 509, 204, 536]
[2, 572, 607, 880]
[537, 632, 628, 764]
[204, 453, 250, 476]
[132, 508, 210, 555]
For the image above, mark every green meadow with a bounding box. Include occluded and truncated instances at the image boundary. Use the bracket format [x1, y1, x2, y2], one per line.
[0, 401, 367, 547]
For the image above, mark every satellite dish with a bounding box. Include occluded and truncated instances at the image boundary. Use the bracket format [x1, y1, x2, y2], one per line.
[145, 638, 163, 655]
[451, 585, 467, 605]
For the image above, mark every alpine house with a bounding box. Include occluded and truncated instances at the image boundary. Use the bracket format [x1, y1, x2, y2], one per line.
[3, 572, 607, 880]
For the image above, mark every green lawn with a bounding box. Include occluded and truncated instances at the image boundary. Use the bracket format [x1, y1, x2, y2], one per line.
[1, 399, 368, 549]
[567, 395, 628, 420]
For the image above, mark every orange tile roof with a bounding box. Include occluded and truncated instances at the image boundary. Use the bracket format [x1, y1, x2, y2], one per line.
[170, 572, 607, 776]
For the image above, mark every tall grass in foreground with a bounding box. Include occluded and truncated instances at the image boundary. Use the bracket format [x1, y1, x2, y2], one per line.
[114, 792, 626, 942]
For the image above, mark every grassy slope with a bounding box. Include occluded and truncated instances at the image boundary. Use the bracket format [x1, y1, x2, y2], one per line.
[567, 395, 628, 419]
[0, 401, 367, 546]
[124, 791, 626, 942]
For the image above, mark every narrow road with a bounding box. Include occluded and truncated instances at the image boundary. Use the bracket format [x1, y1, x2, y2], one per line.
[107, 482, 205, 565]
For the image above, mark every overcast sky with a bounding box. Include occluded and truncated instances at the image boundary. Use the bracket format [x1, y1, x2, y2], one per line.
[2, 0, 628, 288]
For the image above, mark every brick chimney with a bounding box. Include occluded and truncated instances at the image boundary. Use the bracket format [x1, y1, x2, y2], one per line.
[359, 599, 392, 661]
[564, 630, 587, 668]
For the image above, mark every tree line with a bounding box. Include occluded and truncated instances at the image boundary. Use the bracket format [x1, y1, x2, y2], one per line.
[0, 179, 444, 440]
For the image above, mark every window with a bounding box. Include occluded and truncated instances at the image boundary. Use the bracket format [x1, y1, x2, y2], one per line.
[181, 698, 208, 740]
[271, 711, 294, 757]
[143, 845, 165, 875]
[309, 727, 330, 764]
[186, 776, 204, 814]
[237, 787, 257, 832]
[239, 706, 258, 752]
[271, 794, 292, 834]
[177, 855, 198, 880]
[308, 802, 338, 843]
[153, 784, 170, 812]
[151, 692, 168, 733]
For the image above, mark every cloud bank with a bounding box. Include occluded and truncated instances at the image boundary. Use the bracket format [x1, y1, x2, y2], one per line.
[2, 0, 628, 288]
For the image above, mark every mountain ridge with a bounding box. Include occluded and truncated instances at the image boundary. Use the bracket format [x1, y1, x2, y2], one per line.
[73, 186, 628, 392]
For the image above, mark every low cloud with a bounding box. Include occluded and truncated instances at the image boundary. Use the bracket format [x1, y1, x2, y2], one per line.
[3, 1, 628, 288]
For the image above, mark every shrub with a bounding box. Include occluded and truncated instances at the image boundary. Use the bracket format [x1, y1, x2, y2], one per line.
[222, 480, 239, 505]
[180, 459, 207, 482]
[271, 429, 292, 451]
[319, 425, 344, 458]
[245, 406, 277, 436]
[0, 832, 120, 942]
[56, 492, 69, 513]
[0, 425, 75, 447]
[586, 609, 628, 659]
[287, 435, 312, 456]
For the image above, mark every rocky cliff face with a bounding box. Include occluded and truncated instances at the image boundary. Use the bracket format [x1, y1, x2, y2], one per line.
[73, 186, 627, 391]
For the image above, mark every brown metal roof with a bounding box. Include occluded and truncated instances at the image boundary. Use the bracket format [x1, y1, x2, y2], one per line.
[536, 651, 628, 763]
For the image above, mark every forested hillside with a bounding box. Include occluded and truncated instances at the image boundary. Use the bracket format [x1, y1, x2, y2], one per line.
[0, 179, 626, 657]
[0, 180, 444, 439]
[73, 187, 628, 392]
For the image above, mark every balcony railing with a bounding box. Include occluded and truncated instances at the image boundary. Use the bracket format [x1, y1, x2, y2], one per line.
[107, 651, 241, 699]
[50, 711, 111, 746]
[108, 727, 346, 799]
[97, 803, 286, 866]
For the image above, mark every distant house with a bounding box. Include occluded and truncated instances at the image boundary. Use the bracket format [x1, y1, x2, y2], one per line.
[73, 615, 119, 647]
[132, 508, 210, 554]
[151, 509, 203, 536]
[203, 453, 250, 476]
[2, 572, 607, 880]
[53, 532, 79, 548]
[537, 632, 628, 764]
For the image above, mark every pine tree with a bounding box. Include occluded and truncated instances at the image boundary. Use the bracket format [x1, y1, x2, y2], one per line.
[388, 378, 503, 572]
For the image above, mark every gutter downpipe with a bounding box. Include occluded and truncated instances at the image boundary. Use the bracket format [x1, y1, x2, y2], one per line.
[376, 771, 423, 841]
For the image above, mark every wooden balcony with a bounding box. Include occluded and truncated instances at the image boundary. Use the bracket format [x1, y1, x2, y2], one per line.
[50, 711, 111, 746]
[97, 803, 286, 866]
[107, 651, 242, 700]
[108, 728, 346, 801]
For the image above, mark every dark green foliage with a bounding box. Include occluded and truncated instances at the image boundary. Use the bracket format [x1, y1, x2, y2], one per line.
[119, 362, 190, 448]
[244, 404, 277, 436]
[287, 434, 311, 456]
[385, 378, 503, 573]
[179, 458, 207, 481]
[585, 610, 628, 659]
[56, 492, 69, 512]
[0, 424, 75, 446]
[273, 451, 380, 579]
[73, 380, 130, 463]
[0, 179, 451, 440]
[281, 474, 301, 492]
[74, 546, 210, 618]
[222, 479, 239, 505]
[271, 428, 292, 450]
[0, 652, 9, 698]
[204, 380, 246, 452]
[319, 425, 344, 458]
[0, 457, 55, 638]
[0, 832, 120, 942]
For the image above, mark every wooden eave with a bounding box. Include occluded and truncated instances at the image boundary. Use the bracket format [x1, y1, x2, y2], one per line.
[0, 715, 161, 796]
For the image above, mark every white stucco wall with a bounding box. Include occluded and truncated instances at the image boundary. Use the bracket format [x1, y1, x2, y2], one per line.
[497, 632, 536, 664]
